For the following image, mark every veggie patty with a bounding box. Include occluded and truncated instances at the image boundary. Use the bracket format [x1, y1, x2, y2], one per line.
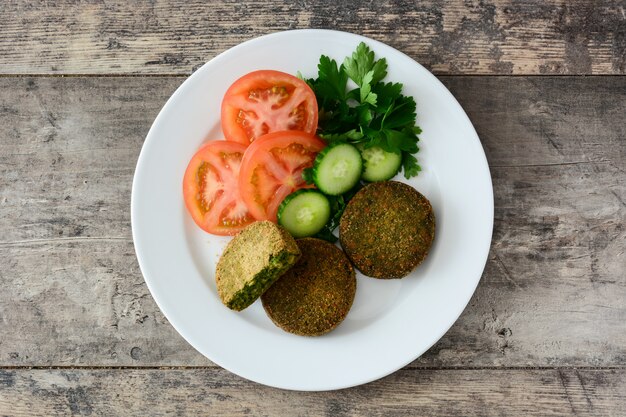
[339, 181, 435, 278]
[215, 221, 301, 311]
[261, 238, 356, 336]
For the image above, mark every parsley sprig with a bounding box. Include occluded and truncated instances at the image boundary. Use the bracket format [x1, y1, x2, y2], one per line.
[304, 42, 422, 179]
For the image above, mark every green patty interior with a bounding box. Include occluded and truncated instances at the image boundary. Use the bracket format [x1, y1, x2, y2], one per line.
[227, 251, 299, 311]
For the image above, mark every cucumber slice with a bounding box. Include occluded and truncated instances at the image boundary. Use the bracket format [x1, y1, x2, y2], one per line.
[313, 143, 362, 195]
[277, 190, 331, 238]
[360, 146, 402, 182]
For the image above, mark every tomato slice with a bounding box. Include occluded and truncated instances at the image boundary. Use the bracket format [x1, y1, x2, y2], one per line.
[221, 70, 318, 145]
[239, 131, 325, 222]
[183, 141, 255, 235]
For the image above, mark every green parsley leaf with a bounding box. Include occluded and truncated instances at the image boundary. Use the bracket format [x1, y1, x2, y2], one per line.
[401, 153, 421, 179]
[357, 104, 373, 126]
[359, 71, 378, 105]
[317, 55, 348, 100]
[319, 129, 364, 143]
[382, 129, 417, 153]
[301, 167, 315, 185]
[343, 42, 388, 87]
[372, 82, 403, 111]
[381, 94, 416, 129]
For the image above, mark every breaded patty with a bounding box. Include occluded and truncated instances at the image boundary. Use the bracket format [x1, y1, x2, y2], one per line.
[261, 238, 356, 336]
[339, 181, 435, 279]
[216, 221, 300, 311]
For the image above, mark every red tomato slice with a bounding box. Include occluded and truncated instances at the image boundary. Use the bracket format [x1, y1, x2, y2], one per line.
[239, 131, 325, 222]
[221, 70, 318, 145]
[183, 141, 255, 235]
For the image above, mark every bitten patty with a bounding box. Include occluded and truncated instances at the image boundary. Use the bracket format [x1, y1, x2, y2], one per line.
[216, 221, 300, 311]
[339, 181, 435, 279]
[261, 238, 356, 336]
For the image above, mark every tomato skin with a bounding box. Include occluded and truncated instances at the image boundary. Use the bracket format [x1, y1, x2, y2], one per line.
[183, 141, 255, 235]
[239, 131, 326, 222]
[221, 70, 318, 145]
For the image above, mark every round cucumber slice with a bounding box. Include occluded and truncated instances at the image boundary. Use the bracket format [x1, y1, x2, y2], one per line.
[313, 143, 362, 195]
[360, 146, 402, 182]
[277, 190, 331, 238]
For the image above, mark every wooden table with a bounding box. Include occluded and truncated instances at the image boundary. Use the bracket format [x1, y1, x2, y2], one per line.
[1, 1, 625, 415]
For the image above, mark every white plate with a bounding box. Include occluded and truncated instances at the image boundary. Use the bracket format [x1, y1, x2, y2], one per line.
[131, 29, 493, 391]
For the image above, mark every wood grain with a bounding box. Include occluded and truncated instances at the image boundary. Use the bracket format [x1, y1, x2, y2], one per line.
[0, 368, 624, 416]
[1, 76, 624, 368]
[0, 1, 625, 75]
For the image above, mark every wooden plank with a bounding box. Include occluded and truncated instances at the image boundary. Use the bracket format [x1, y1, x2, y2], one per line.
[0, 1, 624, 75]
[0, 368, 624, 416]
[0, 77, 624, 368]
